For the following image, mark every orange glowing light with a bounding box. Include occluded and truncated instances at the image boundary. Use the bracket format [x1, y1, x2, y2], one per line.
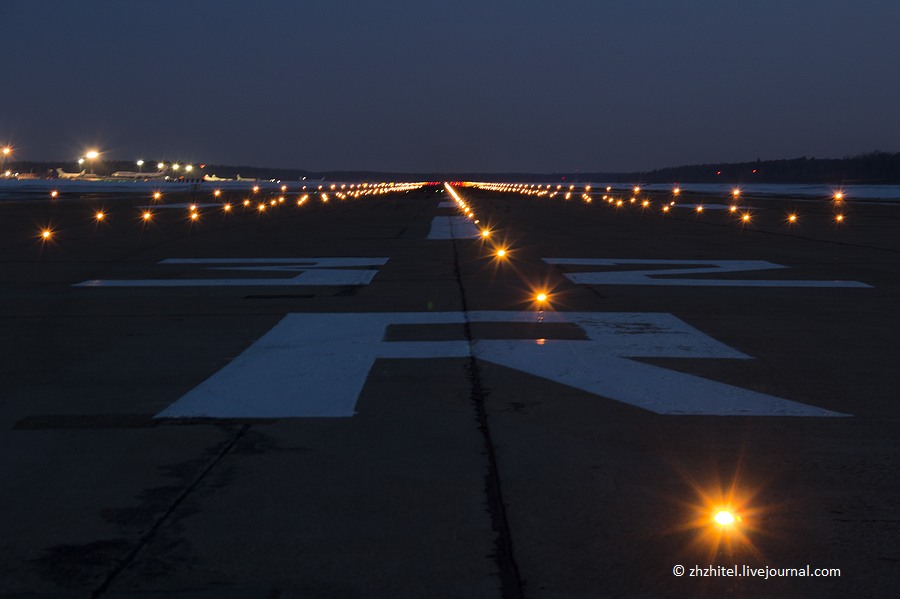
[153, 192, 162, 200]
[95, 211, 105, 220]
[50, 190, 58, 198]
[787, 214, 797, 223]
[713, 509, 738, 527]
[41, 229, 52, 239]
[142, 211, 152, 220]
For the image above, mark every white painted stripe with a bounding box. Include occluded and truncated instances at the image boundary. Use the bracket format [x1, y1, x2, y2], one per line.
[74, 257, 388, 287]
[139, 203, 225, 209]
[438, 201, 456, 208]
[543, 258, 871, 288]
[673, 203, 754, 210]
[160, 257, 389, 266]
[426, 216, 480, 239]
[156, 311, 845, 419]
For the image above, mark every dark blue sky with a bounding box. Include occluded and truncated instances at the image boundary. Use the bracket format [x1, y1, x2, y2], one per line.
[2, 0, 899, 172]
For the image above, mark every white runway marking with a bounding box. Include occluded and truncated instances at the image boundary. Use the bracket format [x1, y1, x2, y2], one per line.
[543, 258, 871, 288]
[673, 204, 752, 210]
[75, 257, 388, 287]
[139, 203, 225, 209]
[438, 201, 457, 208]
[426, 216, 480, 239]
[156, 311, 845, 419]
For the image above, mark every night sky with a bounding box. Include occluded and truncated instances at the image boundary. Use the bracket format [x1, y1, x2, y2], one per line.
[3, 0, 899, 173]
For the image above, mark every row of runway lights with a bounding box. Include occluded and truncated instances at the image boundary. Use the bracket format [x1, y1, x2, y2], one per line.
[466, 182, 850, 225]
[444, 182, 550, 306]
[38, 182, 426, 241]
[446, 181, 754, 543]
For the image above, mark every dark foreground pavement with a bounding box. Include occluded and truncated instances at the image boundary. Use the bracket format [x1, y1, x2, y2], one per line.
[1, 185, 898, 597]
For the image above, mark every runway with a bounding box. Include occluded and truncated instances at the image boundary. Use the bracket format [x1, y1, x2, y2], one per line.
[1, 183, 897, 597]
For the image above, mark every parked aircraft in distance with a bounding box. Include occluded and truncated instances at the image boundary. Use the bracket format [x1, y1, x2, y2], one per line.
[56, 168, 86, 179]
[236, 174, 258, 182]
[111, 166, 168, 179]
[203, 173, 233, 182]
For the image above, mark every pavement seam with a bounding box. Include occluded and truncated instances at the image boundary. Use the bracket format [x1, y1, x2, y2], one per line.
[449, 217, 526, 599]
[90, 424, 251, 597]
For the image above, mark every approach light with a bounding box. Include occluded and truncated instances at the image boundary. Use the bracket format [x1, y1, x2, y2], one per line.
[223, 203, 232, 212]
[95, 211, 105, 220]
[696, 205, 704, 213]
[153, 192, 162, 200]
[214, 189, 221, 197]
[834, 192, 844, 201]
[673, 187, 680, 195]
[142, 211, 152, 220]
[835, 214, 845, 222]
[535, 292, 548, 303]
[41, 229, 52, 239]
[481, 230, 490, 238]
[190, 212, 199, 220]
[787, 214, 798, 223]
[633, 186, 640, 193]
[732, 189, 741, 197]
[496, 248, 507, 258]
[729, 205, 738, 212]
[742, 213, 751, 222]
[50, 190, 58, 198]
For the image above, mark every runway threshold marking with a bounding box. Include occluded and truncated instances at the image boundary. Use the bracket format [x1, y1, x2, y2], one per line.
[427, 216, 480, 239]
[155, 311, 844, 419]
[543, 258, 871, 287]
[74, 257, 389, 287]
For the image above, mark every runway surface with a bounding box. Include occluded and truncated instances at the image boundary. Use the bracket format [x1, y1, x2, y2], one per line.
[1, 184, 898, 597]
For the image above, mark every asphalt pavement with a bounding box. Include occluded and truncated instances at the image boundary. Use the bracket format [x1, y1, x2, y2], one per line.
[1, 184, 897, 597]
